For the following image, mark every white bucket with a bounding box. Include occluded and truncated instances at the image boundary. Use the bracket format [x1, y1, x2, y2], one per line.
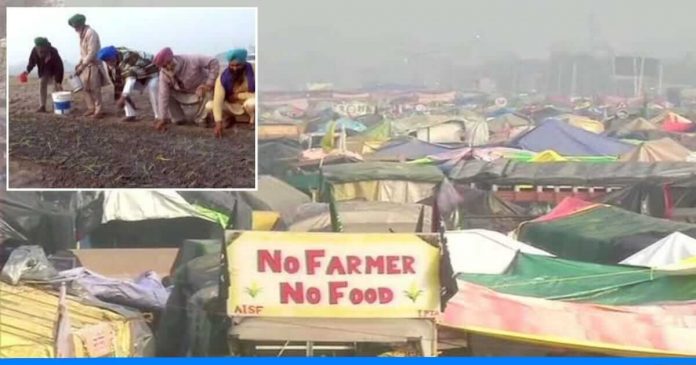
[52, 91, 73, 115]
[68, 73, 83, 93]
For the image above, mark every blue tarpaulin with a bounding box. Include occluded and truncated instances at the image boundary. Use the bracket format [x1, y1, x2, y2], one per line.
[507, 119, 634, 156]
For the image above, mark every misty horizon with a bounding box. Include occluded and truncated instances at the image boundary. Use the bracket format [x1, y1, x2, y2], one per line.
[6, 0, 696, 90]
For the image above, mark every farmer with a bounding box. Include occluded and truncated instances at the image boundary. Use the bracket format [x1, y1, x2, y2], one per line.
[68, 13, 109, 119]
[97, 45, 160, 122]
[206, 48, 256, 138]
[152, 47, 220, 132]
[21, 37, 64, 113]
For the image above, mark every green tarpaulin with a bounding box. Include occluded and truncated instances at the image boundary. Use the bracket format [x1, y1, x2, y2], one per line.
[517, 205, 696, 264]
[321, 161, 444, 184]
[458, 253, 696, 305]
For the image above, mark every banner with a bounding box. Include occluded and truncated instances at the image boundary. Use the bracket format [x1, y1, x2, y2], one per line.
[333, 102, 377, 118]
[226, 231, 440, 318]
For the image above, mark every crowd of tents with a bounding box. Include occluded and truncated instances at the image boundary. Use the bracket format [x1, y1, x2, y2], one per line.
[3, 90, 696, 356]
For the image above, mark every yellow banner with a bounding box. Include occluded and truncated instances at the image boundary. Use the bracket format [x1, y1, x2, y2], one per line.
[226, 231, 440, 318]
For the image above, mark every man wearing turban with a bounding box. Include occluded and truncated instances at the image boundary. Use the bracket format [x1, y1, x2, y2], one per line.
[152, 47, 220, 132]
[68, 13, 110, 119]
[98, 45, 160, 122]
[206, 48, 256, 138]
[21, 37, 64, 113]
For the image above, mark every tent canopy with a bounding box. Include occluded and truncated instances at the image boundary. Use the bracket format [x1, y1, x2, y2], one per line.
[446, 230, 552, 275]
[508, 119, 633, 156]
[619, 138, 693, 162]
[457, 252, 696, 305]
[321, 162, 444, 184]
[288, 201, 430, 233]
[447, 159, 696, 186]
[487, 113, 534, 135]
[516, 204, 696, 264]
[367, 137, 455, 161]
[441, 281, 696, 356]
[241, 175, 311, 224]
[620, 232, 696, 267]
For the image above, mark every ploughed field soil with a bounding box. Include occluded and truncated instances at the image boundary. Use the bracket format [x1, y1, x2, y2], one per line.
[8, 77, 255, 188]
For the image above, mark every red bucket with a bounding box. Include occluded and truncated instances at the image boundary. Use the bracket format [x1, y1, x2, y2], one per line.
[18, 73, 28, 83]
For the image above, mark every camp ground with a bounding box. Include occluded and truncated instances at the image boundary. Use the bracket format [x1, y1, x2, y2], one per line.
[7, 3, 696, 355]
[7, 90, 696, 357]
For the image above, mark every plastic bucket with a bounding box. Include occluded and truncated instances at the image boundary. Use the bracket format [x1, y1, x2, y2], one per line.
[68, 74, 83, 93]
[52, 91, 73, 115]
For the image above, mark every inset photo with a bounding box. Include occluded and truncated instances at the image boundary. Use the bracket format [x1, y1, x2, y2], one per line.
[6, 7, 257, 189]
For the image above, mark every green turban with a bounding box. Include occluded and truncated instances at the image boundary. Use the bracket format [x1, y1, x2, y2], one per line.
[225, 48, 248, 63]
[68, 13, 86, 27]
[34, 37, 49, 47]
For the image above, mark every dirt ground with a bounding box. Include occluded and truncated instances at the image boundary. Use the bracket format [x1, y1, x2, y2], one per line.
[7, 76, 256, 188]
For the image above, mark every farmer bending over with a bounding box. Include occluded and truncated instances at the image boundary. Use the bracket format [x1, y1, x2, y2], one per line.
[21, 37, 64, 113]
[152, 47, 220, 132]
[98, 46, 160, 122]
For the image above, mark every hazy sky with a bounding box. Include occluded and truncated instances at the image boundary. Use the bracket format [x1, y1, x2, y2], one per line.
[6, 7, 256, 66]
[6, 0, 696, 88]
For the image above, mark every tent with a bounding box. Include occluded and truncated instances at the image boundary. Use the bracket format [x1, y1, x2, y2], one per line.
[445, 230, 552, 275]
[441, 281, 696, 357]
[516, 204, 696, 264]
[618, 138, 693, 162]
[486, 113, 534, 142]
[605, 117, 657, 136]
[556, 114, 605, 134]
[77, 191, 249, 249]
[657, 112, 695, 133]
[367, 137, 456, 161]
[620, 232, 696, 267]
[287, 201, 430, 233]
[434, 180, 530, 232]
[532, 197, 593, 222]
[1, 191, 252, 252]
[258, 139, 302, 176]
[527, 106, 568, 123]
[507, 119, 633, 156]
[390, 114, 485, 144]
[446, 159, 696, 187]
[241, 175, 311, 228]
[601, 179, 696, 220]
[345, 119, 393, 155]
[0, 192, 75, 253]
[320, 162, 444, 204]
[528, 150, 617, 163]
[457, 252, 696, 305]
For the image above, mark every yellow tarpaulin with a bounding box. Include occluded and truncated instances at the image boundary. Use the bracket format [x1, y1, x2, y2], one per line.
[530, 150, 568, 162]
[252, 211, 280, 231]
[0, 282, 137, 358]
[560, 114, 605, 134]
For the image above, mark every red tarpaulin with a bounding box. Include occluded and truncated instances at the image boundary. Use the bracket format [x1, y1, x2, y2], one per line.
[440, 281, 696, 356]
[532, 197, 595, 222]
